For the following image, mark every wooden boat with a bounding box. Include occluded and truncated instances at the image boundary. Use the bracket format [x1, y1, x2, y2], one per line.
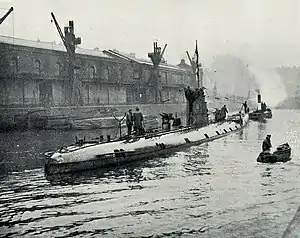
[44, 113, 249, 175]
[257, 143, 291, 163]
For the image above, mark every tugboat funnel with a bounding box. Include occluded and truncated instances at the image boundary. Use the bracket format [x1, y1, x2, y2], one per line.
[257, 93, 262, 110]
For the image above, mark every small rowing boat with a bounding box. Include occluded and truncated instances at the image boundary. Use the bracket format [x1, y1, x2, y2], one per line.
[257, 143, 291, 163]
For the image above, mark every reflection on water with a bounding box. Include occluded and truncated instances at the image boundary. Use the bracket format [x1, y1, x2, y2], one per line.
[1, 110, 300, 237]
[238, 130, 244, 141]
[46, 161, 148, 186]
[182, 144, 211, 177]
[257, 122, 267, 141]
[261, 167, 273, 178]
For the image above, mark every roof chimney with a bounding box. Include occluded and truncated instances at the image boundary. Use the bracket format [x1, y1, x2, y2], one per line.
[129, 53, 136, 58]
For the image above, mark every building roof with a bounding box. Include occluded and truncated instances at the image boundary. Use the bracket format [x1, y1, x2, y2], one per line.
[0, 35, 191, 72]
[104, 49, 188, 72]
[0, 35, 113, 58]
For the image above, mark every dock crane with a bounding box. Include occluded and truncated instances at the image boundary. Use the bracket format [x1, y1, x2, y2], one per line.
[186, 41, 203, 89]
[0, 7, 13, 26]
[50, 12, 81, 106]
[148, 42, 167, 103]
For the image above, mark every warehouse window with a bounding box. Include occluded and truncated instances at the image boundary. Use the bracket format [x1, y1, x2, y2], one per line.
[11, 57, 18, 74]
[55, 62, 61, 76]
[133, 70, 140, 79]
[89, 65, 96, 78]
[104, 67, 109, 80]
[117, 67, 122, 80]
[33, 60, 41, 75]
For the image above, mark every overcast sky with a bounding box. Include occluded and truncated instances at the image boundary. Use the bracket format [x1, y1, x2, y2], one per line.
[0, 0, 300, 68]
[0, 0, 298, 105]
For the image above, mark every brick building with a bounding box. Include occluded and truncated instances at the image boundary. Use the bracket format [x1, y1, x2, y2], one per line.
[0, 35, 195, 108]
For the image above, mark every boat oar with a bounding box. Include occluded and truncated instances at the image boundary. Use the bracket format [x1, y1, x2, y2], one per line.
[281, 205, 300, 237]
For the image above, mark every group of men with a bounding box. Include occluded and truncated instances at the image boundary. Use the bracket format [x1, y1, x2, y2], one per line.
[126, 107, 144, 136]
[215, 105, 228, 122]
[261, 102, 267, 112]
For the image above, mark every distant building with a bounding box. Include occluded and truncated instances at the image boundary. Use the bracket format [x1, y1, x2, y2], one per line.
[276, 66, 300, 96]
[177, 59, 192, 70]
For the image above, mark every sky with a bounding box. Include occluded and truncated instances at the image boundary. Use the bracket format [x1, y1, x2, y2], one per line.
[0, 0, 298, 105]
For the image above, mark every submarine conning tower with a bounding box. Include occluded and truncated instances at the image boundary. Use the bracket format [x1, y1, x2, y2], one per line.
[184, 86, 209, 128]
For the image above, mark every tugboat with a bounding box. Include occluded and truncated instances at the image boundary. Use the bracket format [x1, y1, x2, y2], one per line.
[249, 91, 272, 121]
[257, 143, 291, 163]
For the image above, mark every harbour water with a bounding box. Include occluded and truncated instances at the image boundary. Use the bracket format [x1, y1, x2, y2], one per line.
[1, 109, 300, 237]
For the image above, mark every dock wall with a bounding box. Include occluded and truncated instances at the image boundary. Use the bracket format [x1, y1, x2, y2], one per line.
[0, 100, 246, 131]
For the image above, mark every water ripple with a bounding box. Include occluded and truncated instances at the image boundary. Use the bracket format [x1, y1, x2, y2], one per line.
[1, 110, 300, 237]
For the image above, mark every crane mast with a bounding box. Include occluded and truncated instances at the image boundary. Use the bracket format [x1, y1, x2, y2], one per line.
[148, 42, 167, 103]
[186, 41, 203, 89]
[50, 12, 81, 106]
[0, 7, 13, 26]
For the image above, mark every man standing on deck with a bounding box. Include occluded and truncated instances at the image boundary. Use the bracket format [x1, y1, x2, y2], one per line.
[262, 135, 272, 152]
[220, 105, 228, 121]
[215, 108, 221, 122]
[242, 101, 248, 114]
[239, 111, 243, 126]
[262, 102, 267, 111]
[126, 109, 133, 136]
[133, 107, 143, 135]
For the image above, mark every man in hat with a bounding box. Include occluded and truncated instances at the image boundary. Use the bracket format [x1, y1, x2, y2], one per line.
[126, 109, 133, 136]
[220, 105, 228, 121]
[242, 101, 248, 114]
[262, 135, 272, 152]
[133, 107, 143, 135]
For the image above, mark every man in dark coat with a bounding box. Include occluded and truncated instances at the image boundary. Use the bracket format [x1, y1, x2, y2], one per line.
[262, 135, 272, 152]
[133, 107, 143, 135]
[242, 101, 248, 114]
[220, 105, 228, 121]
[126, 109, 133, 136]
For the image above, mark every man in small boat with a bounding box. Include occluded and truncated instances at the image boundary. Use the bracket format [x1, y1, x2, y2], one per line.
[262, 135, 272, 152]
[133, 107, 144, 135]
[126, 109, 133, 136]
